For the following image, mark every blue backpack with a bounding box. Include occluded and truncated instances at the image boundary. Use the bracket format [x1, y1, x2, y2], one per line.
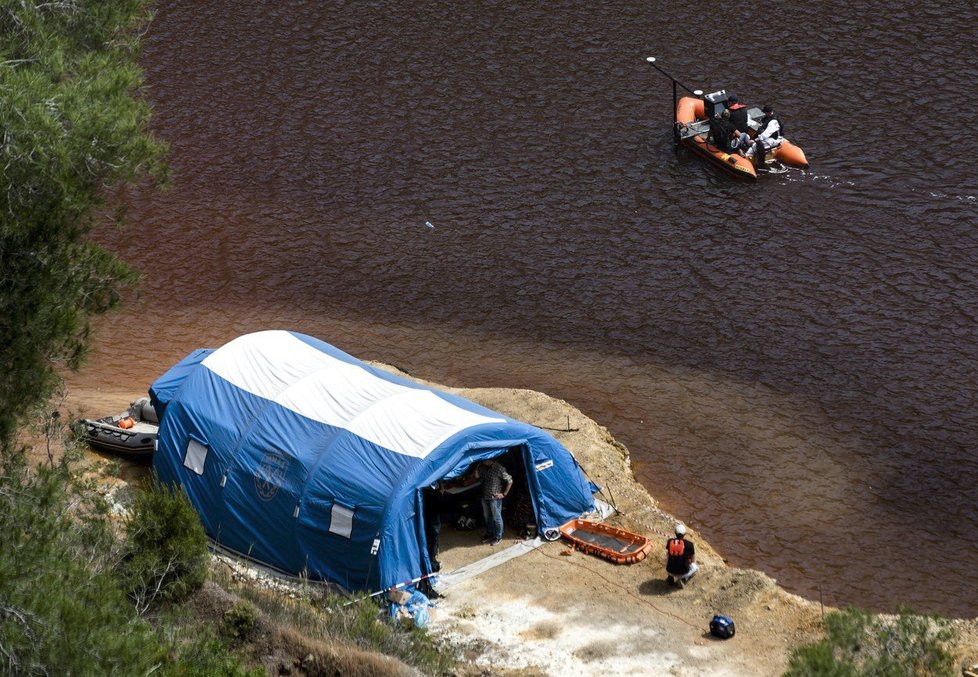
[710, 614, 736, 639]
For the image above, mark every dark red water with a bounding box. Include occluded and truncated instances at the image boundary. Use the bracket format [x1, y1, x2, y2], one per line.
[73, 1, 978, 617]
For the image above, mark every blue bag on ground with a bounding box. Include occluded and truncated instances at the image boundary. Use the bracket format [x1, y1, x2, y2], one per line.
[405, 589, 431, 628]
[710, 614, 735, 639]
[388, 588, 432, 629]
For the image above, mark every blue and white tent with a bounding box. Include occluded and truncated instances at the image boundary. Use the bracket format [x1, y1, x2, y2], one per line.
[150, 330, 595, 592]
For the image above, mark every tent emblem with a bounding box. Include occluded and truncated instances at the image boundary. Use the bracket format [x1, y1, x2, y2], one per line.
[254, 452, 289, 500]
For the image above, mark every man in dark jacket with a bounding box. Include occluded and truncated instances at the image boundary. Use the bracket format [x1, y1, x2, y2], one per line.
[727, 93, 751, 134]
[709, 110, 748, 154]
[665, 523, 698, 588]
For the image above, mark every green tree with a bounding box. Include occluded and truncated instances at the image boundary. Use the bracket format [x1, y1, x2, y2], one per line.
[784, 606, 957, 677]
[120, 477, 210, 611]
[0, 0, 167, 447]
[0, 450, 166, 675]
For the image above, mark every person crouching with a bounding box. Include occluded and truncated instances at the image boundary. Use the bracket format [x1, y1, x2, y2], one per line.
[665, 523, 698, 588]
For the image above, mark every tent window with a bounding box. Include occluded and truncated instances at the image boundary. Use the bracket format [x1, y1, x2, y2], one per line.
[329, 503, 355, 539]
[184, 438, 208, 475]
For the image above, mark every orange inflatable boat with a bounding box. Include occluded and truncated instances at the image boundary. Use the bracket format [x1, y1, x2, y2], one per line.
[675, 93, 808, 180]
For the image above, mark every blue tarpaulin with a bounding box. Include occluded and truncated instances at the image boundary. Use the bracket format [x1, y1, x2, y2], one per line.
[150, 330, 595, 592]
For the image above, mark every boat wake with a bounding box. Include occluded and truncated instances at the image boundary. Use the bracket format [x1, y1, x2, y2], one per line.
[918, 188, 977, 205]
[757, 161, 790, 175]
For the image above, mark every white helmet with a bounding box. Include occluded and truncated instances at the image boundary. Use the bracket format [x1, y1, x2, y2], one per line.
[674, 523, 687, 536]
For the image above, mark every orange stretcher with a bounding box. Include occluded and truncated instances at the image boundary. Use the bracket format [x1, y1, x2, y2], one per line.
[558, 519, 653, 565]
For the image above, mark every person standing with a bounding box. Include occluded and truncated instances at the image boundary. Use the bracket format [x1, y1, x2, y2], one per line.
[478, 459, 512, 546]
[708, 111, 733, 152]
[418, 483, 445, 599]
[422, 483, 444, 572]
[665, 523, 698, 588]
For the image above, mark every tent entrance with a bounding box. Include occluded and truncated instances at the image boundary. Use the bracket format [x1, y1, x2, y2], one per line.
[419, 444, 539, 575]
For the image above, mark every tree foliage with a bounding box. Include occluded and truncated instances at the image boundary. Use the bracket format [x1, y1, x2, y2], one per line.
[0, 440, 264, 675]
[784, 606, 958, 677]
[0, 450, 165, 675]
[120, 477, 210, 611]
[0, 0, 167, 446]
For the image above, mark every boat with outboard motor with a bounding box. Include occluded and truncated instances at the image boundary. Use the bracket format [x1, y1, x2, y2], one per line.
[646, 57, 809, 180]
[78, 397, 159, 460]
[674, 90, 808, 180]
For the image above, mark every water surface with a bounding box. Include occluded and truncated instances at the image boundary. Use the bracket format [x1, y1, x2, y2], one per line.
[72, 1, 978, 616]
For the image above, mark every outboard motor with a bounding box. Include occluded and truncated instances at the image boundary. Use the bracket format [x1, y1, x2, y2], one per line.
[130, 396, 159, 424]
[703, 89, 728, 118]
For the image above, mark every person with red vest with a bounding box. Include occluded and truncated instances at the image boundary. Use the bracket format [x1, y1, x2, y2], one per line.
[665, 523, 698, 588]
[727, 94, 750, 134]
[725, 94, 752, 154]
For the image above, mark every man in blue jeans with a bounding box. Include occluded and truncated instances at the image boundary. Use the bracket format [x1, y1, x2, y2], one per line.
[478, 459, 513, 546]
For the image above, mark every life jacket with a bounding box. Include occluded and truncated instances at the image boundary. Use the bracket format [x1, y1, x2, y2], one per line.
[667, 538, 686, 557]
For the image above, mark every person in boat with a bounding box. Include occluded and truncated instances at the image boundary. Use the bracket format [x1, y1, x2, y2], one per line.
[477, 458, 512, 546]
[665, 522, 698, 588]
[708, 109, 749, 155]
[726, 93, 751, 135]
[726, 94, 752, 153]
[746, 104, 782, 162]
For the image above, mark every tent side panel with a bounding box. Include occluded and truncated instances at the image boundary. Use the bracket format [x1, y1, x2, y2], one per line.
[294, 430, 418, 589]
[152, 360, 265, 538]
[522, 429, 595, 532]
[149, 348, 213, 417]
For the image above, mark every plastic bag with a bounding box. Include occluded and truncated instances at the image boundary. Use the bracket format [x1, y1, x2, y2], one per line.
[388, 588, 432, 629]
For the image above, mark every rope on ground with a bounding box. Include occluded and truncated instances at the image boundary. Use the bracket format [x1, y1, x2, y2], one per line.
[577, 463, 621, 516]
[531, 541, 701, 631]
[610, 503, 685, 540]
[645, 524, 677, 540]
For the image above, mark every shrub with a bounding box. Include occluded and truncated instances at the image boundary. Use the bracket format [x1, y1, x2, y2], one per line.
[784, 606, 957, 677]
[120, 477, 209, 611]
[223, 600, 260, 641]
[0, 449, 166, 675]
[161, 628, 263, 677]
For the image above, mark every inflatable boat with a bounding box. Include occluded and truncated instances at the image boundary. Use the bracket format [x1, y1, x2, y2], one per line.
[675, 91, 809, 180]
[558, 519, 653, 564]
[79, 397, 158, 460]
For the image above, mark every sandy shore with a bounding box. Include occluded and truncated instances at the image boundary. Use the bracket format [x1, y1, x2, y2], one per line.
[63, 370, 978, 676]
